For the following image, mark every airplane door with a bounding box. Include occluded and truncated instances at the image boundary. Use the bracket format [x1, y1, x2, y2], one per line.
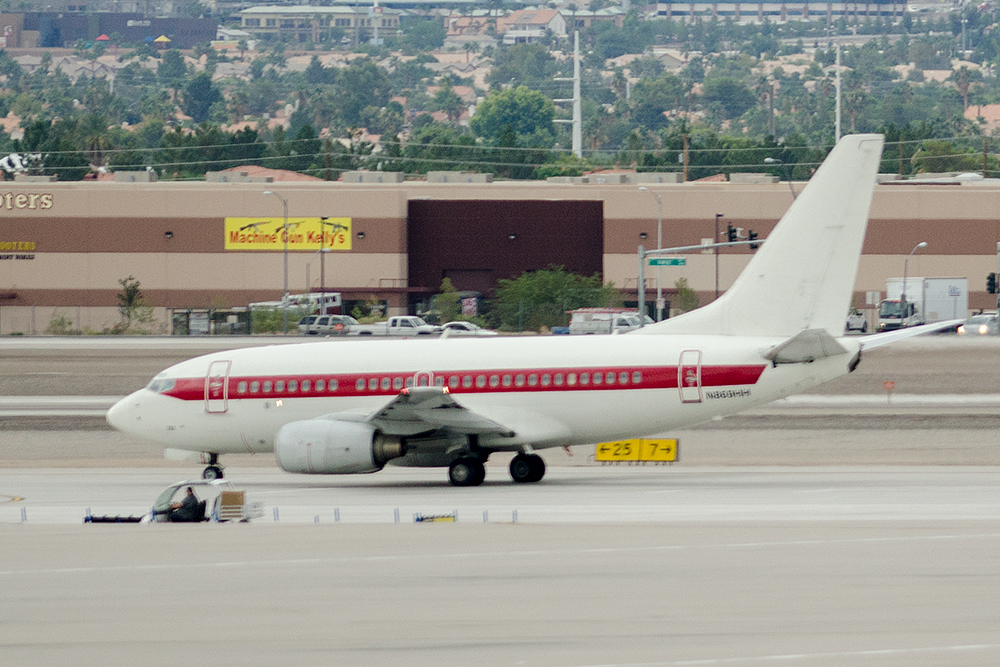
[205, 360, 231, 414]
[678, 350, 702, 404]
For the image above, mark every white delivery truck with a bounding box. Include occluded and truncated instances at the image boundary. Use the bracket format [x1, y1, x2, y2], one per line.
[568, 308, 644, 335]
[877, 277, 968, 331]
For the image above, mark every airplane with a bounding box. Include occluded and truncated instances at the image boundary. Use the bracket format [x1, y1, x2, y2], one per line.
[107, 133, 953, 486]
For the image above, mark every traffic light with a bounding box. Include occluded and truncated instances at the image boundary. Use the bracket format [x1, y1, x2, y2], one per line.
[988, 272, 997, 294]
[727, 225, 737, 242]
[748, 230, 759, 250]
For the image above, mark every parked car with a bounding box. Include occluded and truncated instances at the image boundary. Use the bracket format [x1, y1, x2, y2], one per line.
[298, 314, 358, 335]
[957, 313, 999, 336]
[439, 321, 498, 337]
[846, 309, 868, 333]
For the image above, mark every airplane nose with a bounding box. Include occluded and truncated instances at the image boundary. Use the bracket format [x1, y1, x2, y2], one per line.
[106, 392, 141, 432]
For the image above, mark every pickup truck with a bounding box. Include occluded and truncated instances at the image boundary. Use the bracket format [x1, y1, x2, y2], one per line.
[348, 315, 438, 336]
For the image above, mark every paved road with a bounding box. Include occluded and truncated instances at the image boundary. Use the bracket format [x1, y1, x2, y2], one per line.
[2, 467, 999, 667]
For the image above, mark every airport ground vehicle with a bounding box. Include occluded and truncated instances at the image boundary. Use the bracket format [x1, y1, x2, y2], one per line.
[846, 309, 868, 332]
[348, 315, 438, 336]
[957, 313, 999, 335]
[439, 321, 498, 337]
[298, 314, 358, 335]
[568, 309, 644, 335]
[145, 479, 263, 523]
[878, 277, 968, 331]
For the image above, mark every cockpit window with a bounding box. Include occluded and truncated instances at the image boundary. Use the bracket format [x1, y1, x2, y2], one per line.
[146, 378, 176, 393]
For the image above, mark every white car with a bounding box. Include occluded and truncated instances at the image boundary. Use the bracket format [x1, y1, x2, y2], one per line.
[439, 321, 498, 337]
[845, 309, 867, 333]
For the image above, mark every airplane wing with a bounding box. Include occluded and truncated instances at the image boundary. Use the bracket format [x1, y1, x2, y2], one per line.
[858, 319, 965, 351]
[764, 329, 848, 364]
[368, 386, 517, 437]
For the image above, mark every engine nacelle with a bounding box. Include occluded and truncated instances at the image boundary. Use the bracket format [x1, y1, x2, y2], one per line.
[274, 419, 403, 474]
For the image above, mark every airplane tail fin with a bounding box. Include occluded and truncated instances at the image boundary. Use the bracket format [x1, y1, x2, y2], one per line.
[642, 134, 885, 339]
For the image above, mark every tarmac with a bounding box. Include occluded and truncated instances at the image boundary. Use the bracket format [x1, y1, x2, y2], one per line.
[2, 335, 999, 666]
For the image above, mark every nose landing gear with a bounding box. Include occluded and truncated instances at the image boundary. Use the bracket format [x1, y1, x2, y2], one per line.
[201, 453, 224, 480]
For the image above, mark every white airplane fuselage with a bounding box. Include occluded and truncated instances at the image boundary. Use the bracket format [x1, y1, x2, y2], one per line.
[108, 333, 858, 457]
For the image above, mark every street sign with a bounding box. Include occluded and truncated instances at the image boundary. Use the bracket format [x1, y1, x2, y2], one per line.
[649, 257, 686, 266]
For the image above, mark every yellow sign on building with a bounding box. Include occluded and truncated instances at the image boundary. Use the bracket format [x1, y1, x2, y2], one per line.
[225, 217, 351, 251]
[595, 438, 678, 462]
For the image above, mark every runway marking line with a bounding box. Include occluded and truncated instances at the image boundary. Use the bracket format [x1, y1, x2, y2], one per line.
[1, 531, 999, 577]
[581, 643, 1000, 665]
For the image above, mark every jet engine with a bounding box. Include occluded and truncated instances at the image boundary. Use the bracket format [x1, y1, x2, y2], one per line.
[274, 419, 404, 474]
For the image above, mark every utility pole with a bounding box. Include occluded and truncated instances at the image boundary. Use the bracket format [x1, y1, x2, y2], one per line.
[553, 31, 582, 158]
[682, 133, 689, 182]
[835, 43, 841, 142]
[714, 213, 722, 300]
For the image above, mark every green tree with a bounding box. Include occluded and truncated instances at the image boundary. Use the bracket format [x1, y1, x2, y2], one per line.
[701, 77, 756, 119]
[470, 86, 555, 142]
[158, 49, 187, 86]
[430, 81, 465, 124]
[115, 275, 154, 334]
[182, 72, 222, 123]
[673, 278, 699, 313]
[433, 277, 462, 323]
[336, 58, 392, 126]
[491, 266, 620, 332]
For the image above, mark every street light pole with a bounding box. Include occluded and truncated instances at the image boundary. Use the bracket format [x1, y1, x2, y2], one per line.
[764, 157, 797, 200]
[263, 190, 290, 333]
[901, 241, 927, 324]
[714, 213, 722, 300]
[638, 187, 663, 321]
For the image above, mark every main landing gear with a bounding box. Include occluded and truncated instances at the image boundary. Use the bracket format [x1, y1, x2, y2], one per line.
[509, 453, 545, 484]
[202, 453, 224, 480]
[448, 457, 486, 487]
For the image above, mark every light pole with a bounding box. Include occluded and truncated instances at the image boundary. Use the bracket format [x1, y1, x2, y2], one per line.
[263, 190, 290, 333]
[901, 241, 927, 323]
[764, 157, 797, 200]
[318, 216, 348, 316]
[638, 187, 663, 321]
[714, 213, 722, 299]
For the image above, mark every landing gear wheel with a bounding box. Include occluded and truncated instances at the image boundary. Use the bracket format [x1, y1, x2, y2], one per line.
[448, 457, 485, 486]
[202, 465, 224, 480]
[510, 454, 545, 483]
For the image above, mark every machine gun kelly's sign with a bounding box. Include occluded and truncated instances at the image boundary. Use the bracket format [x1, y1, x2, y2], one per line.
[224, 217, 351, 251]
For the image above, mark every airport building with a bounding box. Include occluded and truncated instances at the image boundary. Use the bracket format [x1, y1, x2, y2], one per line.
[0, 175, 997, 334]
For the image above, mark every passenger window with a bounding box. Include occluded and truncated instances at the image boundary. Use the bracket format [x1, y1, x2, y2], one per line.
[502, 375, 512, 387]
[328, 379, 337, 391]
[263, 381, 273, 393]
[619, 372, 629, 384]
[606, 372, 615, 384]
[489, 375, 499, 387]
[276, 380, 285, 392]
[301, 380, 310, 392]
[541, 374, 551, 386]
[250, 381, 260, 394]
[381, 377, 391, 390]
[237, 381, 247, 394]
[405, 377, 413, 388]
[554, 373, 563, 386]
[580, 373, 589, 385]
[593, 373, 602, 385]
[316, 379, 325, 392]
[515, 374, 525, 387]
[449, 376, 459, 389]
[567, 373, 576, 386]
[400, 320, 412, 327]
[463, 376, 473, 388]
[435, 377, 444, 387]
[356, 378, 365, 391]
[368, 378, 378, 391]
[476, 375, 486, 388]
[632, 371, 642, 384]
[528, 374, 538, 386]
[288, 380, 297, 392]
[394, 377, 403, 390]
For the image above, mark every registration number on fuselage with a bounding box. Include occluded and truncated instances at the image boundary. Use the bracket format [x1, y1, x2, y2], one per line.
[704, 388, 751, 400]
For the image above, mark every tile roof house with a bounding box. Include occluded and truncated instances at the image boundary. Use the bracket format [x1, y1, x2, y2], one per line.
[497, 9, 566, 45]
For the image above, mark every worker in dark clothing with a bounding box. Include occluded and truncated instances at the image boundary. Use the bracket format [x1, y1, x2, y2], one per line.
[168, 487, 200, 522]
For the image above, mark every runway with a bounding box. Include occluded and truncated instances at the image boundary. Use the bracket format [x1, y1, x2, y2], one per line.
[2, 335, 1000, 665]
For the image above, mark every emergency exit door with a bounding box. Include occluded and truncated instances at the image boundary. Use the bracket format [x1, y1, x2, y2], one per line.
[205, 360, 231, 414]
[678, 350, 702, 403]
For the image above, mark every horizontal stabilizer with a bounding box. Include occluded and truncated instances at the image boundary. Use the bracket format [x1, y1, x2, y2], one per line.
[764, 329, 848, 364]
[859, 319, 965, 351]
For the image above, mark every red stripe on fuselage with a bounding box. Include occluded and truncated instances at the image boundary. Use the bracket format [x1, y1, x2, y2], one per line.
[159, 364, 767, 402]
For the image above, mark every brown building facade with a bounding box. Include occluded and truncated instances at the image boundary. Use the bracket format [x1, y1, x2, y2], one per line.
[0, 178, 998, 334]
